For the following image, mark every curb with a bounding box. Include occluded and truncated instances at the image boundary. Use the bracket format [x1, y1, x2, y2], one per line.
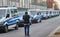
[47, 26, 60, 37]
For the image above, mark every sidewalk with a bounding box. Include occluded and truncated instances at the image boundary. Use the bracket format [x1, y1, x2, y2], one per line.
[47, 26, 60, 37]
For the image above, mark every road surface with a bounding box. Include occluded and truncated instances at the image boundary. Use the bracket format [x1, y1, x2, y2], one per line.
[0, 16, 60, 37]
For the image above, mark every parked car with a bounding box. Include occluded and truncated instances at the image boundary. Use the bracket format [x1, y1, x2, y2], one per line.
[42, 12, 48, 19]
[32, 13, 42, 23]
[51, 12, 55, 17]
[28, 9, 42, 23]
[0, 6, 20, 33]
[47, 11, 52, 18]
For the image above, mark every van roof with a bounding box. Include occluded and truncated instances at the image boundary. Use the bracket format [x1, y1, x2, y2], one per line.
[0, 6, 17, 9]
[28, 9, 59, 12]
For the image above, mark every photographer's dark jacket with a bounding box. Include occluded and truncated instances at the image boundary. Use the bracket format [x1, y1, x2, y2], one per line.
[23, 14, 30, 24]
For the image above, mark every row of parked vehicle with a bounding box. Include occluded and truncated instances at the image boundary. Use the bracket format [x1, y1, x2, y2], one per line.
[27, 9, 60, 22]
[0, 6, 59, 33]
[16, 9, 60, 28]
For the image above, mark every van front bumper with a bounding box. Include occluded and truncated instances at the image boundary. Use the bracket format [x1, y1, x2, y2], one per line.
[0, 26, 5, 31]
[18, 20, 24, 27]
[31, 19, 38, 23]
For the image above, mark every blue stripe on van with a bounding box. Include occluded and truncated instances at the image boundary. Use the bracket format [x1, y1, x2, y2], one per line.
[3, 16, 19, 25]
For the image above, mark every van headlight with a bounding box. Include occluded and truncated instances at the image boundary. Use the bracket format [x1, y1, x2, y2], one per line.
[0, 22, 3, 26]
[33, 17, 37, 19]
[0, 22, 3, 24]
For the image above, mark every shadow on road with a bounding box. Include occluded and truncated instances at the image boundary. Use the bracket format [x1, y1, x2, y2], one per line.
[0, 28, 17, 34]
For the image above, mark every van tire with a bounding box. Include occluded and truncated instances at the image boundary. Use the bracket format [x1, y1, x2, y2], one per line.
[3, 25, 8, 33]
[37, 19, 41, 23]
[40, 20, 41, 22]
[15, 24, 18, 30]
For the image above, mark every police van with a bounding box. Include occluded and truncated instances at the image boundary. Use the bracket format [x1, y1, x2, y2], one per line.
[0, 6, 20, 33]
[28, 9, 42, 23]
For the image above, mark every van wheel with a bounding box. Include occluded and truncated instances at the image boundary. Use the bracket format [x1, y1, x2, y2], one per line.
[40, 20, 41, 22]
[15, 24, 18, 30]
[37, 19, 41, 23]
[3, 25, 8, 33]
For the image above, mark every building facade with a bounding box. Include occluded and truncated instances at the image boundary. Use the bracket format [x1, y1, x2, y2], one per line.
[46, 0, 58, 9]
[0, 0, 8, 6]
[0, 0, 58, 9]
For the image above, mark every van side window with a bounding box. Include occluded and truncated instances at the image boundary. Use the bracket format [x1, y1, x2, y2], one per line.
[14, 9, 17, 13]
[50, 11, 52, 14]
[11, 10, 14, 17]
[11, 9, 18, 17]
[46, 12, 48, 14]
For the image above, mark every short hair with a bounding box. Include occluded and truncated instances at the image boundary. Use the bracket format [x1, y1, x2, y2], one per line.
[25, 12, 28, 14]
[37, 13, 39, 15]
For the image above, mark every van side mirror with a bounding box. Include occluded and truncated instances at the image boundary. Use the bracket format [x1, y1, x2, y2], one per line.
[6, 14, 10, 18]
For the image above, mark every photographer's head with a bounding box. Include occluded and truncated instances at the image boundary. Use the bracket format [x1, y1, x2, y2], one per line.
[25, 12, 28, 15]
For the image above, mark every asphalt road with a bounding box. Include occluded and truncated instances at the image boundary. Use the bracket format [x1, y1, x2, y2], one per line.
[0, 16, 60, 37]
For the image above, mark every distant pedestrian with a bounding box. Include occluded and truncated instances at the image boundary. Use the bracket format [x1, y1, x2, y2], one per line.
[23, 12, 30, 36]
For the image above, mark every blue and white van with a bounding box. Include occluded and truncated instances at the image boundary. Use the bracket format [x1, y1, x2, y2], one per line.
[47, 11, 52, 18]
[55, 10, 59, 16]
[28, 9, 42, 23]
[40, 11, 48, 19]
[0, 6, 20, 32]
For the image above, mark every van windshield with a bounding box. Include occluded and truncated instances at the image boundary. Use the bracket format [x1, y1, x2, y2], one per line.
[30, 11, 37, 15]
[0, 9, 5, 18]
[18, 12, 25, 17]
